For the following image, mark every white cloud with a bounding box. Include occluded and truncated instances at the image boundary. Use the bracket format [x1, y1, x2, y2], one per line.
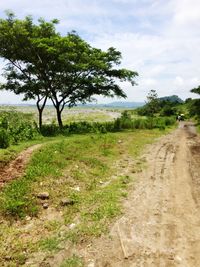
[190, 77, 200, 86]
[174, 76, 184, 86]
[142, 78, 157, 87]
[173, 0, 200, 25]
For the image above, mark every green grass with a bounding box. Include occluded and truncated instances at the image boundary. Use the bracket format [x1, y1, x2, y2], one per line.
[39, 236, 60, 252]
[60, 255, 84, 267]
[0, 129, 170, 266]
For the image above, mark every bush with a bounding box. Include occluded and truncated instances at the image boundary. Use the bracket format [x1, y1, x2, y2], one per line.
[0, 111, 39, 147]
[0, 128, 10, 148]
[40, 123, 60, 136]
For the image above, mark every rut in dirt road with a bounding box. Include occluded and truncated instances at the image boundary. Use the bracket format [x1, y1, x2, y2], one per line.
[0, 144, 42, 188]
[81, 123, 200, 267]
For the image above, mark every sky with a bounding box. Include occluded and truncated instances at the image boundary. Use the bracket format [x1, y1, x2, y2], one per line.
[0, 0, 200, 104]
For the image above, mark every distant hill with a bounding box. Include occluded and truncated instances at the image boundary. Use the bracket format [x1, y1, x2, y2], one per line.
[105, 101, 144, 108]
[81, 101, 145, 109]
[159, 95, 184, 103]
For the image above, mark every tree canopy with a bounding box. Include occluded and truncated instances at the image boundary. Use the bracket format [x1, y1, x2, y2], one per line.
[191, 85, 200, 96]
[189, 85, 200, 120]
[0, 12, 138, 128]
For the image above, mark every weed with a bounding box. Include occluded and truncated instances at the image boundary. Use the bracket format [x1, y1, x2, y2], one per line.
[60, 254, 83, 267]
[39, 236, 60, 252]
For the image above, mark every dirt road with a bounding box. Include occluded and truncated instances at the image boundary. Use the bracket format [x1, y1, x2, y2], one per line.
[81, 122, 200, 267]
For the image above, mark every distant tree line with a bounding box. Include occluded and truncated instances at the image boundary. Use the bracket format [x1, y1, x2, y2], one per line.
[136, 90, 183, 117]
[0, 11, 138, 129]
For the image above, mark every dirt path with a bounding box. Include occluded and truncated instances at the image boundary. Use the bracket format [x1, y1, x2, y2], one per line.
[80, 122, 200, 267]
[0, 144, 42, 188]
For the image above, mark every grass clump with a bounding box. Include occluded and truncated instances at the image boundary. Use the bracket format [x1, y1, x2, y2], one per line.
[0, 178, 38, 218]
[39, 236, 60, 252]
[60, 255, 83, 267]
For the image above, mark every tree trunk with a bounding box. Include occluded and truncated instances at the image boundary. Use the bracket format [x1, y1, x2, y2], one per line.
[56, 107, 63, 128]
[36, 95, 48, 130]
[38, 109, 43, 130]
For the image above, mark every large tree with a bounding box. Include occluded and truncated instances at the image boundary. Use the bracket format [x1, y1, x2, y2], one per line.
[0, 12, 138, 128]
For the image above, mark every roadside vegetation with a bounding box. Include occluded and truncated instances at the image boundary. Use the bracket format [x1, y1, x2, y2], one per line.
[186, 86, 200, 130]
[0, 111, 39, 149]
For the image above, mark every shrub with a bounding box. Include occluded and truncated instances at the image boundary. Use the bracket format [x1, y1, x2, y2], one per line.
[0, 128, 10, 148]
[0, 111, 39, 147]
[40, 123, 60, 136]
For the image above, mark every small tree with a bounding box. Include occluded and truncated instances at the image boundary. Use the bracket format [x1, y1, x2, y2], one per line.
[145, 89, 160, 116]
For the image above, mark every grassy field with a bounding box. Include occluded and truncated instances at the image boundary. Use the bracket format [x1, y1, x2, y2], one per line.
[0, 128, 170, 266]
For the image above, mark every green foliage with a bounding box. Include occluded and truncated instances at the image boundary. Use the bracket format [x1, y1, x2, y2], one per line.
[160, 104, 177, 116]
[191, 85, 200, 95]
[145, 89, 160, 116]
[136, 93, 183, 117]
[187, 99, 200, 121]
[189, 85, 200, 121]
[40, 123, 61, 136]
[0, 111, 39, 148]
[0, 128, 10, 148]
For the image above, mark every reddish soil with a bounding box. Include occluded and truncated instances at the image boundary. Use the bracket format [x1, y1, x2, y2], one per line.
[0, 144, 42, 188]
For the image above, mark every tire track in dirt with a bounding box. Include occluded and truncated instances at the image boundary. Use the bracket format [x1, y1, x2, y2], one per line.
[80, 122, 200, 267]
[0, 144, 42, 188]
